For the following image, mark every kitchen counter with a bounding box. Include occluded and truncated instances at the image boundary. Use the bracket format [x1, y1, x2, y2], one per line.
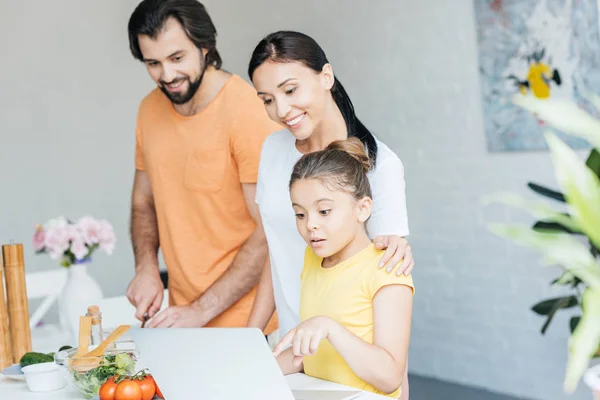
[0, 372, 390, 399]
[1, 324, 391, 399]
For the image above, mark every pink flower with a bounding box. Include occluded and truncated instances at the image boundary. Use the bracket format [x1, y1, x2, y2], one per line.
[97, 219, 116, 255]
[35, 216, 116, 265]
[32, 226, 46, 252]
[70, 237, 89, 260]
[77, 217, 100, 246]
[64, 224, 81, 242]
[44, 226, 70, 260]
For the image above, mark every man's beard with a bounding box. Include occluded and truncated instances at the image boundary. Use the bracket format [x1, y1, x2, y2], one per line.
[159, 59, 208, 105]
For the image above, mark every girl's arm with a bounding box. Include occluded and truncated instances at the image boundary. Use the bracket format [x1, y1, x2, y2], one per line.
[327, 284, 413, 394]
[276, 347, 304, 375]
[247, 258, 276, 330]
[273, 284, 413, 394]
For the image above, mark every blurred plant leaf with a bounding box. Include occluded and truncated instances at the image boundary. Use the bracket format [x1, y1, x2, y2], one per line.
[512, 94, 600, 149]
[503, 88, 600, 394]
[570, 316, 581, 334]
[483, 192, 580, 233]
[550, 272, 582, 287]
[528, 182, 566, 202]
[533, 220, 576, 234]
[532, 296, 578, 335]
[488, 225, 600, 288]
[586, 149, 600, 178]
[592, 242, 600, 258]
[546, 133, 600, 250]
[532, 296, 578, 316]
[564, 288, 600, 392]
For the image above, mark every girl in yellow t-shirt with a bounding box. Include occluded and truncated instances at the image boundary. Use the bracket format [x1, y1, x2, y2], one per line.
[272, 137, 415, 398]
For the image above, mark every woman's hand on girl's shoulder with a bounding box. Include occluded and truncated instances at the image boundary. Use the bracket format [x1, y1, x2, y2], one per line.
[272, 316, 336, 367]
[373, 235, 414, 276]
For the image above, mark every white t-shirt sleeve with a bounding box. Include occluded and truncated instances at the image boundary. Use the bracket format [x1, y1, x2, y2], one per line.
[367, 152, 410, 237]
[255, 137, 270, 205]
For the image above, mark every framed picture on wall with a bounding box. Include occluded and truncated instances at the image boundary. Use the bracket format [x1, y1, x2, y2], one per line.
[474, 0, 600, 152]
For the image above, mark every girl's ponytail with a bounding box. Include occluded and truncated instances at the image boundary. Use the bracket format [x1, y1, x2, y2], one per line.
[290, 137, 372, 200]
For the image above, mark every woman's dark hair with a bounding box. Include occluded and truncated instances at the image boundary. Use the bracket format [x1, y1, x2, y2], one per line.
[290, 137, 372, 201]
[128, 0, 222, 69]
[248, 31, 378, 165]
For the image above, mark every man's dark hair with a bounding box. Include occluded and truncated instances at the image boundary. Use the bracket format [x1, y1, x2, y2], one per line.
[128, 0, 222, 68]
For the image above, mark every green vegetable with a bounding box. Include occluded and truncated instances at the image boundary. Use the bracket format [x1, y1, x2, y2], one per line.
[19, 352, 54, 368]
[19, 344, 75, 367]
[115, 353, 135, 370]
[44, 345, 72, 360]
[70, 353, 137, 399]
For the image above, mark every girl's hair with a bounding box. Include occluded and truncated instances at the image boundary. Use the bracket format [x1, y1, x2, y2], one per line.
[248, 30, 378, 166]
[290, 137, 372, 200]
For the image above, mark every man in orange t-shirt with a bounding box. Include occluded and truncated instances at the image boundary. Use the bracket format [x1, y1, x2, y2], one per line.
[124, 0, 279, 334]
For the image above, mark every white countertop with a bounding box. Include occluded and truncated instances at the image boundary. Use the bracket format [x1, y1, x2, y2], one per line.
[0, 372, 390, 399]
[0, 324, 391, 399]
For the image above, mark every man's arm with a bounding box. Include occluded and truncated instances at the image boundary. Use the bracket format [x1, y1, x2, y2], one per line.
[130, 170, 159, 267]
[126, 170, 165, 321]
[192, 183, 268, 326]
[247, 257, 276, 330]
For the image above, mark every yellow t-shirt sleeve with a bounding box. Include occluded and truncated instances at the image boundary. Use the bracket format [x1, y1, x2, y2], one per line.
[300, 246, 317, 282]
[368, 268, 415, 299]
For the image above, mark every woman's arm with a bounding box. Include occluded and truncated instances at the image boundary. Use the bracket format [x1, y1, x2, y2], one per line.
[368, 153, 414, 276]
[373, 235, 415, 276]
[327, 284, 413, 394]
[247, 257, 276, 330]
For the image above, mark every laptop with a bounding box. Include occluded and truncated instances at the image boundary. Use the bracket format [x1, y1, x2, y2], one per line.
[128, 327, 361, 400]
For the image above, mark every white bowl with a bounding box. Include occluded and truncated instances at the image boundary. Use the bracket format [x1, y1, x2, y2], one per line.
[21, 362, 66, 392]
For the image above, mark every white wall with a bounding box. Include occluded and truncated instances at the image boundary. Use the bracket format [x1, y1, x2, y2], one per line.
[0, 0, 159, 299]
[0, 1, 591, 399]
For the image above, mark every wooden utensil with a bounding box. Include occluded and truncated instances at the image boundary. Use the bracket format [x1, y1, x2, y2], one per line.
[71, 324, 130, 372]
[83, 325, 130, 358]
[69, 316, 92, 370]
[2, 243, 32, 364]
[0, 257, 13, 369]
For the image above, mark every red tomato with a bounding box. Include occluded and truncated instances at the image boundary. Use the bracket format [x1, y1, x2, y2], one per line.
[137, 375, 156, 400]
[99, 376, 118, 400]
[155, 381, 164, 399]
[115, 379, 142, 400]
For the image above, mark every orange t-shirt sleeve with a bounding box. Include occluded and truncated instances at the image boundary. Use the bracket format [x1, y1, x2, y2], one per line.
[230, 98, 279, 183]
[134, 111, 146, 171]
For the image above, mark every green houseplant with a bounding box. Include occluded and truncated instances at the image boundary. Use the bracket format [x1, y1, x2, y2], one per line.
[484, 91, 600, 395]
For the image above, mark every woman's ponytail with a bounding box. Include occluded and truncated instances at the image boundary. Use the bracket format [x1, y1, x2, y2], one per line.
[331, 78, 378, 166]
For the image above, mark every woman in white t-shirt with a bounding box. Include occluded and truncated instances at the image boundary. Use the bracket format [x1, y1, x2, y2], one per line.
[246, 31, 415, 394]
